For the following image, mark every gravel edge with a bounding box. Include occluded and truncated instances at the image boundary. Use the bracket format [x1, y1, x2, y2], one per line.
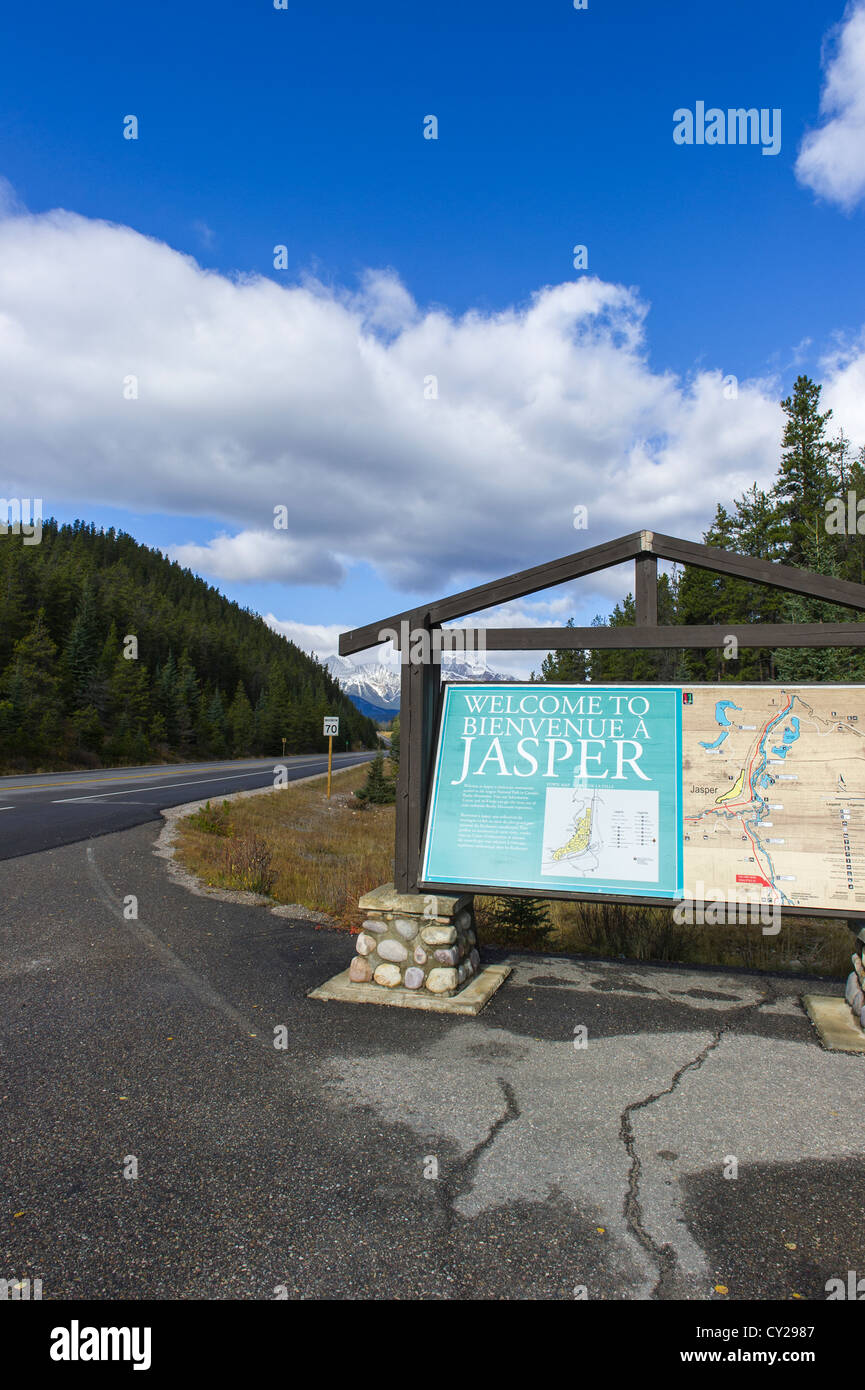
[152, 769, 343, 926]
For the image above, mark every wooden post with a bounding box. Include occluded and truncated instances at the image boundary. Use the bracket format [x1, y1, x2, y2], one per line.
[394, 610, 440, 893]
[635, 552, 658, 627]
[327, 734, 333, 799]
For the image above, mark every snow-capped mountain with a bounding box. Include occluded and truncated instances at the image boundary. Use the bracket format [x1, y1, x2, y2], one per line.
[325, 656, 402, 714]
[325, 652, 514, 719]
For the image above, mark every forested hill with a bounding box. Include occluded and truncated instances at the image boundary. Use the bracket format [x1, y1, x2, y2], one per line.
[0, 520, 378, 770]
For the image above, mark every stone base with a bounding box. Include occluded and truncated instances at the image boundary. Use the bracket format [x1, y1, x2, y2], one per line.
[803, 994, 865, 1054]
[347, 882, 480, 998]
[309, 964, 511, 1016]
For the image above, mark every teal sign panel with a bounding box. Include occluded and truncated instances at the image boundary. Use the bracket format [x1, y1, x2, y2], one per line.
[420, 683, 683, 897]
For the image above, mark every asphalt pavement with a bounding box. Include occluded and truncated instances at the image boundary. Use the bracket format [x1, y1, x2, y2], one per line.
[0, 753, 374, 861]
[1, 788, 863, 1300]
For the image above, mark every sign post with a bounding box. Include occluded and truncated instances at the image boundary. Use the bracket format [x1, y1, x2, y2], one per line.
[323, 716, 339, 798]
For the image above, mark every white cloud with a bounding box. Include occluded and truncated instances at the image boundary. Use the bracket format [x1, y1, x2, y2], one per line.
[169, 528, 344, 586]
[264, 615, 347, 658]
[0, 176, 24, 219]
[0, 189, 788, 600]
[192, 220, 216, 250]
[822, 329, 865, 439]
[796, 1, 865, 209]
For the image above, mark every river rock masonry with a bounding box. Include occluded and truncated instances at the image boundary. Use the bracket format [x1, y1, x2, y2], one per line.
[349, 884, 479, 996]
[846, 942, 865, 1032]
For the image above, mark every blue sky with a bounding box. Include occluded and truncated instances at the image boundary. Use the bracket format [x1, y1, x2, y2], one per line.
[2, 0, 864, 669]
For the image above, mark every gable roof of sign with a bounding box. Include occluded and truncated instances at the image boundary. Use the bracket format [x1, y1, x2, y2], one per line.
[339, 529, 865, 656]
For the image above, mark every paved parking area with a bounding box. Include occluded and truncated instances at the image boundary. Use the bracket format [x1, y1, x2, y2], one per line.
[1, 820, 862, 1300]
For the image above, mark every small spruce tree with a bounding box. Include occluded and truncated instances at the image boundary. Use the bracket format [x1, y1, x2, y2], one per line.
[484, 895, 554, 949]
[354, 752, 396, 805]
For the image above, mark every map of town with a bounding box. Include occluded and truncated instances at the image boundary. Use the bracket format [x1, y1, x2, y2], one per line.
[682, 686, 865, 910]
[541, 787, 660, 882]
[552, 802, 594, 862]
[543, 790, 601, 874]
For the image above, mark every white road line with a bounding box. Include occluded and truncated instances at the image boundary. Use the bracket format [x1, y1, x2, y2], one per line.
[0, 806, 13, 811]
[2, 754, 362, 795]
[50, 759, 339, 804]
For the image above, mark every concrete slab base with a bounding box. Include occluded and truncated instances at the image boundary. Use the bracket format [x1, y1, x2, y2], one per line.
[308, 963, 511, 1016]
[803, 994, 865, 1054]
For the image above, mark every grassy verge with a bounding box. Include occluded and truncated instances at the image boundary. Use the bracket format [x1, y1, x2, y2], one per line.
[174, 765, 852, 976]
[175, 764, 395, 926]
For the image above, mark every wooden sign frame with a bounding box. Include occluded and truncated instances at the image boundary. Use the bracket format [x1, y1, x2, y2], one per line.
[339, 529, 865, 911]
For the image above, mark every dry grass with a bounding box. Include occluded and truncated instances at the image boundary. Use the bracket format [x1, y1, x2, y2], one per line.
[175, 764, 394, 927]
[530, 898, 852, 979]
[176, 763, 852, 976]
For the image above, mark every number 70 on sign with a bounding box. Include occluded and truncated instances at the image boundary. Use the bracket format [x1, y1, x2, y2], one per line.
[323, 716, 339, 798]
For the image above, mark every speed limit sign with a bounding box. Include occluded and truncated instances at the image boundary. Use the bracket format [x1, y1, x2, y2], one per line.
[323, 716, 339, 737]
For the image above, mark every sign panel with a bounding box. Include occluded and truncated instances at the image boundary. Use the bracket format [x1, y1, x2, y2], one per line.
[323, 716, 339, 737]
[420, 683, 865, 913]
[681, 684, 865, 912]
[421, 684, 682, 899]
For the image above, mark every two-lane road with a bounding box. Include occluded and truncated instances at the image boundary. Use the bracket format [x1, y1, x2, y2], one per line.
[0, 752, 376, 860]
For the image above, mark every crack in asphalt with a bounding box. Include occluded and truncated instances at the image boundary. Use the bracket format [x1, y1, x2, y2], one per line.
[438, 1077, 521, 1218]
[619, 1027, 726, 1299]
[618, 979, 778, 1299]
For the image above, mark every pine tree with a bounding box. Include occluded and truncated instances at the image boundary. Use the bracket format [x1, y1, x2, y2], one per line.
[227, 681, 255, 755]
[833, 444, 865, 586]
[107, 649, 152, 760]
[207, 689, 228, 756]
[774, 529, 865, 682]
[176, 652, 200, 749]
[774, 376, 837, 567]
[157, 653, 180, 744]
[63, 581, 102, 707]
[2, 612, 64, 760]
[484, 895, 554, 948]
[537, 619, 589, 682]
[354, 752, 396, 804]
[194, 690, 215, 754]
[253, 687, 272, 754]
[0, 557, 29, 669]
[677, 496, 782, 683]
[69, 705, 104, 755]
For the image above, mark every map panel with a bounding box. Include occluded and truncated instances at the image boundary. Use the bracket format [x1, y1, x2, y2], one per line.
[682, 686, 865, 911]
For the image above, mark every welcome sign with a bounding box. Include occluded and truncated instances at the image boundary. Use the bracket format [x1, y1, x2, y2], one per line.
[420, 682, 865, 913]
[420, 684, 683, 899]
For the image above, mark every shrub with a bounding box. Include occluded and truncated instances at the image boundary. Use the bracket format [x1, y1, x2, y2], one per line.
[220, 833, 276, 895]
[187, 799, 233, 835]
